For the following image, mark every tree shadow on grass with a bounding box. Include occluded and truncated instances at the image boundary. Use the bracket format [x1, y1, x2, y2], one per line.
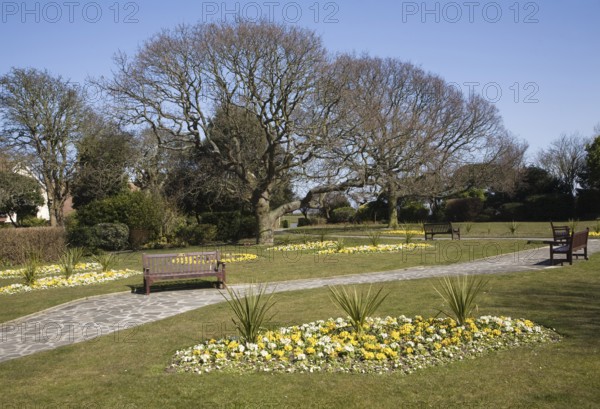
[128, 279, 220, 295]
[491, 275, 600, 342]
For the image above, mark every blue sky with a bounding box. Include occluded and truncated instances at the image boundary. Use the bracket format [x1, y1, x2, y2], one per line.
[1, 0, 599, 158]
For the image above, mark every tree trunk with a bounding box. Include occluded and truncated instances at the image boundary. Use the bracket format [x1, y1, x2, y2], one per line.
[387, 188, 399, 229]
[255, 194, 275, 245]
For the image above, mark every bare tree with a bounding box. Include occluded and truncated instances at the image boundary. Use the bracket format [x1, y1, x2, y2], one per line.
[102, 21, 368, 244]
[0, 68, 87, 226]
[337, 55, 511, 227]
[537, 133, 589, 197]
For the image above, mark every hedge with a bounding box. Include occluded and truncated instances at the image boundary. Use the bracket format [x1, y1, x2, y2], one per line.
[0, 227, 66, 266]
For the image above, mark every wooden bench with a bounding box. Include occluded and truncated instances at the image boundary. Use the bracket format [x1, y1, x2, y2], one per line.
[142, 251, 226, 295]
[550, 222, 570, 243]
[423, 222, 460, 240]
[548, 228, 589, 265]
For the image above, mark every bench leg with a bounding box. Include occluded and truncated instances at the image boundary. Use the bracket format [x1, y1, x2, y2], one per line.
[144, 278, 151, 295]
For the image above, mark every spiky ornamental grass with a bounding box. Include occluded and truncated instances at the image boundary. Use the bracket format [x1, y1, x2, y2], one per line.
[221, 283, 277, 343]
[59, 247, 85, 279]
[434, 275, 489, 325]
[328, 285, 389, 334]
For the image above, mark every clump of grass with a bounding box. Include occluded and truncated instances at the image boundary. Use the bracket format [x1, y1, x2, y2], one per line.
[434, 275, 489, 325]
[507, 221, 519, 236]
[464, 222, 473, 234]
[21, 254, 40, 286]
[221, 283, 277, 343]
[335, 239, 345, 251]
[594, 219, 600, 234]
[568, 218, 579, 232]
[367, 230, 382, 246]
[401, 223, 414, 244]
[92, 252, 119, 272]
[59, 247, 84, 279]
[328, 285, 389, 334]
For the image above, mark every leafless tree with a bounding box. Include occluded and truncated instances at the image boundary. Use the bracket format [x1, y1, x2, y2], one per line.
[336, 55, 513, 227]
[536, 133, 589, 197]
[101, 21, 368, 244]
[0, 68, 87, 226]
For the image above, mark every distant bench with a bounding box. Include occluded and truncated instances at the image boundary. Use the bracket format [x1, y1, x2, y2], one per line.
[547, 228, 589, 266]
[423, 222, 461, 240]
[142, 251, 226, 295]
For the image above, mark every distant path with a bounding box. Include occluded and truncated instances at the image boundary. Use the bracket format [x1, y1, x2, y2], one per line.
[2, 241, 598, 363]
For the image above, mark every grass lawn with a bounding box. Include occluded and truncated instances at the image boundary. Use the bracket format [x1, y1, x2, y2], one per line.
[1, 254, 599, 407]
[0, 239, 536, 323]
[290, 220, 600, 239]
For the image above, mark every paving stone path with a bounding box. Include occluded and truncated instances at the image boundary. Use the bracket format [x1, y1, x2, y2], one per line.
[1, 241, 598, 363]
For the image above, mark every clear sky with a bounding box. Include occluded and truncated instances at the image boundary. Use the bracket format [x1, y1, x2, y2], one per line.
[1, 0, 599, 158]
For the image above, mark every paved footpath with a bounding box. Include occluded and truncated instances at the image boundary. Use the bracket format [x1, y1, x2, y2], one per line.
[1, 241, 599, 363]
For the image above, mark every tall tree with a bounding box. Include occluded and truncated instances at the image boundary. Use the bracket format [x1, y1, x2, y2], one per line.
[0, 68, 87, 226]
[536, 133, 588, 198]
[0, 171, 44, 227]
[71, 114, 135, 208]
[335, 55, 512, 227]
[581, 126, 600, 190]
[102, 21, 367, 244]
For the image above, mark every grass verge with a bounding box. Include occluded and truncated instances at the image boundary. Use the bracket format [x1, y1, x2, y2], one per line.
[1, 255, 599, 407]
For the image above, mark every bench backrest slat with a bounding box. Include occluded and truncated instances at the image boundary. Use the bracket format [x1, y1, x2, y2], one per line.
[143, 251, 220, 274]
[571, 229, 589, 249]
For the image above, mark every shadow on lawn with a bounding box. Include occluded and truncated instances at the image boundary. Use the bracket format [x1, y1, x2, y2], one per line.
[128, 279, 220, 295]
[492, 274, 600, 342]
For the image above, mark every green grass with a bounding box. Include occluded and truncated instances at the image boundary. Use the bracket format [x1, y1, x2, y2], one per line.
[1, 255, 600, 407]
[0, 240, 536, 323]
[292, 220, 599, 239]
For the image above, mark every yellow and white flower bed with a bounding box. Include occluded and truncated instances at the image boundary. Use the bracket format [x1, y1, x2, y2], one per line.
[221, 253, 259, 263]
[589, 231, 600, 237]
[0, 262, 101, 279]
[317, 243, 431, 255]
[0, 269, 141, 295]
[271, 241, 339, 252]
[171, 315, 558, 375]
[384, 230, 425, 236]
[271, 241, 432, 255]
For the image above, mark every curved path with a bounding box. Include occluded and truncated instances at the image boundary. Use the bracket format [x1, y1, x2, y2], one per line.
[1, 241, 598, 363]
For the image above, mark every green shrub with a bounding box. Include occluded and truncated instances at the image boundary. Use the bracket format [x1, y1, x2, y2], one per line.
[445, 198, 484, 222]
[198, 211, 257, 241]
[175, 223, 218, 245]
[297, 217, 311, 227]
[399, 202, 429, 223]
[281, 220, 289, 228]
[93, 223, 130, 251]
[19, 217, 49, 227]
[0, 227, 66, 265]
[76, 191, 163, 239]
[329, 207, 356, 224]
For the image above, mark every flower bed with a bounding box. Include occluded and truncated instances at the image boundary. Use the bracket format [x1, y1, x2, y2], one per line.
[0, 262, 101, 279]
[0, 269, 141, 295]
[271, 241, 432, 255]
[171, 315, 559, 375]
[383, 230, 425, 236]
[589, 231, 600, 237]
